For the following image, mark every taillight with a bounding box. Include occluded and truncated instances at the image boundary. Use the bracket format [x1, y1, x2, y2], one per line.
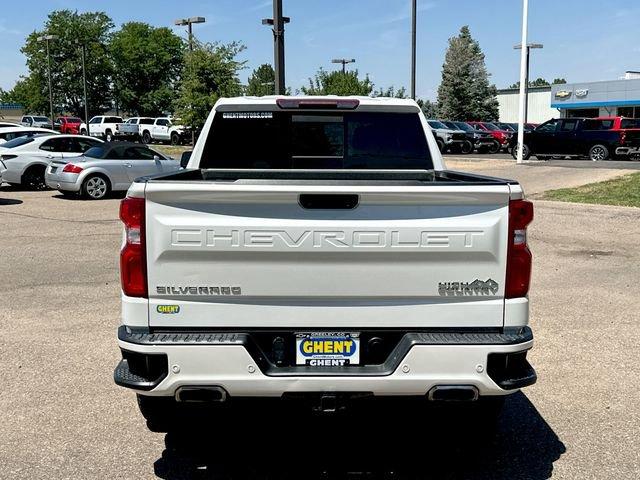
[505, 199, 534, 299]
[62, 163, 83, 173]
[119, 197, 147, 297]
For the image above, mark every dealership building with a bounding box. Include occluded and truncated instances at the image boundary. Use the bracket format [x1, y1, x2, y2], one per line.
[497, 71, 640, 124]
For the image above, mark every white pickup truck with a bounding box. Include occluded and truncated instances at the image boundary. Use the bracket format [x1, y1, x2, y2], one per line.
[80, 116, 138, 141]
[139, 117, 188, 145]
[114, 96, 536, 432]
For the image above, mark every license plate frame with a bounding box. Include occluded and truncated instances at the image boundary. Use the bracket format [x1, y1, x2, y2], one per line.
[295, 332, 360, 367]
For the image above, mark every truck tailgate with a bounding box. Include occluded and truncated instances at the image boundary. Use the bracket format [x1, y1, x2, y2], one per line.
[144, 182, 511, 328]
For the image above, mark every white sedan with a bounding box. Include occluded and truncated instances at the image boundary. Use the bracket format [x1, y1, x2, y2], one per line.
[0, 134, 102, 189]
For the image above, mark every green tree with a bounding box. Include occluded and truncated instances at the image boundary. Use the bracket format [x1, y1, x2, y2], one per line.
[437, 26, 498, 121]
[110, 22, 184, 116]
[21, 10, 114, 118]
[301, 68, 373, 96]
[373, 86, 407, 98]
[417, 99, 439, 118]
[510, 77, 567, 89]
[174, 41, 246, 131]
[552, 78, 567, 84]
[3, 74, 48, 113]
[246, 64, 275, 96]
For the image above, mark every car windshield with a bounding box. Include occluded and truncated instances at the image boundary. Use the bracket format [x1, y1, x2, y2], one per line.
[497, 123, 515, 131]
[34, 117, 49, 122]
[84, 146, 105, 158]
[67, 117, 82, 123]
[1, 136, 37, 148]
[482, 123, 500, 131]
[428, 121, 448, 129]
[201, 111, 433, 170]
[454, 122, 474, 132]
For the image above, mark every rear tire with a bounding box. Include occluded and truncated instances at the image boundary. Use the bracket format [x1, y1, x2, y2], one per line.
[82, 174, 110, 200]
[170, 132, 181, 145]
[436, 138, 445, 153]
[488, 140, 500, 154]
[589, 144, 609, 161]
[142, 131, 151, 144]
[80, 128, 87, 136]
[105, 129, 113, 142]
[22, 165, 47, 190]
[137, 395, 177, 433]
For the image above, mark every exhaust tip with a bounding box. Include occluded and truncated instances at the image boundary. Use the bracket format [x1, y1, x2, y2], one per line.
[427, 385, 479, 402]
[175, 386, 228, 403]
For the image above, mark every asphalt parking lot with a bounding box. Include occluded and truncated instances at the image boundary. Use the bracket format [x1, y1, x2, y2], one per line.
[1, 158, 639, 479]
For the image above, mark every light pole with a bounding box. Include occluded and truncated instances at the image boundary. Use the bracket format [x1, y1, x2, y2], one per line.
[174, 16, 206, 145]
[75, 40, 90, 136]
[514, 43, 543, 124]
[515, 0, 529, 164]
[262, 0, 290, 95]
[411, 0, 417, 99]
[331, 58, 355, 74]
[36, 34, 59, 128]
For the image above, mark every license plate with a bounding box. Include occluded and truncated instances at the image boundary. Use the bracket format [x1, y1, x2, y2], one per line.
[296, 332, 360, 366]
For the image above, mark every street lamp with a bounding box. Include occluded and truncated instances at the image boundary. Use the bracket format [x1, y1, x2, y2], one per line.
[74, 40, 90, 136]
[410, 0, 417, 99]
[174, 16, 206, 51]
[262, 0, 290, 95]
[515, 0, 529, 164]
[174, 16, 205, 146]
[36, 34, 59, 128]
[331, 58, 356, 74]
[514, 42, 543, 124]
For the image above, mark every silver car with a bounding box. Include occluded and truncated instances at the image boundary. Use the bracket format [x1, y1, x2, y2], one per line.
[45, 142, 180, 199]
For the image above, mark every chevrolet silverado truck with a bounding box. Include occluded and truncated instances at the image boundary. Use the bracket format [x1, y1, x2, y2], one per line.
[114, 96, 537, 432]
[80, 116, 138, 142]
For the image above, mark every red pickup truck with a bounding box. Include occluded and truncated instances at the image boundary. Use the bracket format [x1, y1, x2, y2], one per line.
[54, 116, 83, 134]
[594, 117, 640, 157]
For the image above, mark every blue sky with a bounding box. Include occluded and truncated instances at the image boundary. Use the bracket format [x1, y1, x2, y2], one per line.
[1, 0, 639, 99]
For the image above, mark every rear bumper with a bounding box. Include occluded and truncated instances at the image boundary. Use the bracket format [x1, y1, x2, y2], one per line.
[44, 170, 81, 192]
[115, 326, 536, 397]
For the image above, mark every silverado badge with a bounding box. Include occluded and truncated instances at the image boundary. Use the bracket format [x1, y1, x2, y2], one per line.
[438, 279, 499, 296]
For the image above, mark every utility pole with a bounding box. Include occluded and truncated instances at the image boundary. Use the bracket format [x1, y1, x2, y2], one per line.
[516, 0, 529, 165]
[331, 58, 356, 74]
[411, 0, 417, 99]
[262, 0, 290, 95]
[75, 40, 90, 136]
[174, 16, 206, 145]
[37, 34, 58, 128]
[514, 43, 543, 124]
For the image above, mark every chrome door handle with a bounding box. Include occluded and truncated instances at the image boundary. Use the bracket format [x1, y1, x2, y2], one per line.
[46, 155, 55, 159]
[124, 163, 132, 168]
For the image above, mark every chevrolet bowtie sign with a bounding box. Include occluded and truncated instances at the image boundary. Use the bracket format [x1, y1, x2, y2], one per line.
[555, 90, 572, 99]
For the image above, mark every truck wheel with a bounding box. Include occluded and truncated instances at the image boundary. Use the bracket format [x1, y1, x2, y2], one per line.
[137, 395, 177, 433]
[488, 140, 500, 154]
[436, 138, 445, 153]
[22, 165, 47, 190]
[82, 174, 110, 200]
[105, 130, 113, 142]
[589, 144, 609, 161]
[142, 131, 151, 144]
[460, 140, 473, 154]
[511, 143, 531, 160]
[170, 132, 181, 145]
[80, 128, 87, 136]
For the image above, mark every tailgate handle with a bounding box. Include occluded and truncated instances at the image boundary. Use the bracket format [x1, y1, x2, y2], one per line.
[299, 194, 359, 210]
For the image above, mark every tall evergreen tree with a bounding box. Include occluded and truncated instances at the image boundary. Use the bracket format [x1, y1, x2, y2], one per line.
[437, 26, 498, 121]
[246, 64, 275, 96]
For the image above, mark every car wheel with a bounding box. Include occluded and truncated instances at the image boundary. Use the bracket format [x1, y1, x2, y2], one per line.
[589, 144, 609, 161]
[511, 143, 531, 160]
[460, 140, 473, 154]
[105, 130, 113, 142]
[142, 131, 151, 144]
[488, 140, 500, 154]
[170, 132, 181, 145]
[80, 129, 87, 136]
[82, 174, 110, 200]
[137, 395, 177, 433]
[22, 165, 47, 190]
[436, 138, 445, 153]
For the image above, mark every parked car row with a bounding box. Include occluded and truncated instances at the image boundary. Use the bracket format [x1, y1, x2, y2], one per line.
[17, 114, 190, 145]
[427, 119, 531, 154]
[510, 116, 640, 161]
[0, 131, 182, 199]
